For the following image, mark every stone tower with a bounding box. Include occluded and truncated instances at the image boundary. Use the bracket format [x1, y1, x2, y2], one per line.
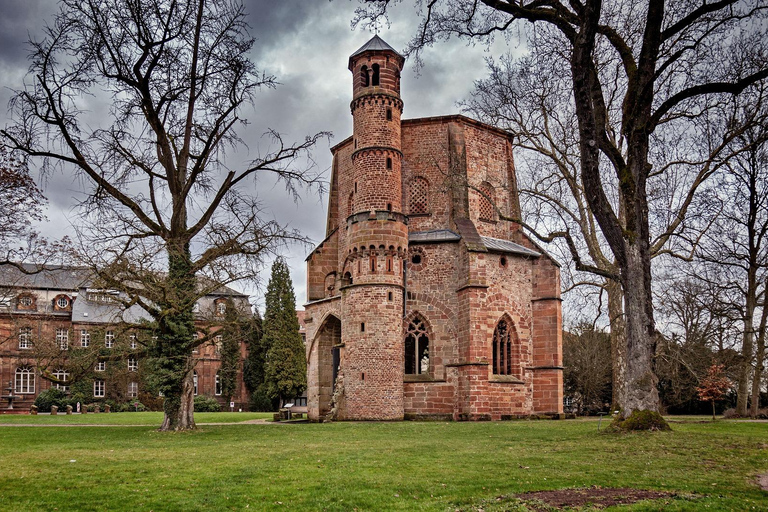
[339, 36, 408, 420]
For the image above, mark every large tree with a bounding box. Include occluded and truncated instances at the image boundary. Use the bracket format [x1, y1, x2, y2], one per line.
[2, 0, 324, 430]
[358, 0, 768, 420]
[263, 258, 306, 407]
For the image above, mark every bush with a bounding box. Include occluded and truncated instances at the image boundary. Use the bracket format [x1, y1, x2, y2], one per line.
[722, 408, 741, 419]
[34, 388, 69, 412]
[610, 410, 671, 432]
[117, 401, 147, 412]
[194, 395, 221, 412]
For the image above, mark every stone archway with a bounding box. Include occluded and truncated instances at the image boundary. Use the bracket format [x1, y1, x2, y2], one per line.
[315, 315, 341, 418]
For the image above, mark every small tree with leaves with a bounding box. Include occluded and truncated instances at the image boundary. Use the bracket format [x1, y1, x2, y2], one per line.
[263, 258, 306, 407]
[697, 364, 731, 421]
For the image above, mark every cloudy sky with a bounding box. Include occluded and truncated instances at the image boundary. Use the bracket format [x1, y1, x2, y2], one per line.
[0, 0, 517, 308]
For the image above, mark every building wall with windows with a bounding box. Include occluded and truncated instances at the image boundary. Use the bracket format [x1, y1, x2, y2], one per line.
[0, 265, 251, 412]
[304, 36, 563, 421]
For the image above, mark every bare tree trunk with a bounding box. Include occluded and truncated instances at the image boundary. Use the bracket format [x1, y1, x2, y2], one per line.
[619, 244, 660, 417]
[750, 283, 767, 417]
[737, 266, 757, 416]
[606, 279, 626, 410]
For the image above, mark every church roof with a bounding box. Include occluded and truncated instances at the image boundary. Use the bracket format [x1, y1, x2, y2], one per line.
[350, 35, 403, 59]
[409, 230, 461, 244]
[480, 236, 541, 257]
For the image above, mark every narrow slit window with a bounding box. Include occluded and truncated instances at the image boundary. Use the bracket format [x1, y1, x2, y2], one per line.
[361, 322, 365, 332]
[386, 108, 392, 121]
[361, 65, 369, 87]
[386, 157, 392, 169]
[372, 64, 380, 86]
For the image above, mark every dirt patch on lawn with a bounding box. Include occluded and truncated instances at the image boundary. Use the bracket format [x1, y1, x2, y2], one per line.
[514, 487, 674, 510]
[758, 473, 768, 491]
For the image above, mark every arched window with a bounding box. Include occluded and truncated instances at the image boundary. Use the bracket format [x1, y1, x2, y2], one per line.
[409, 177, 429, 214]
[53, 369, 69, 391]
[405, 316, 430, 375]
[15, 367, 35, 394]
[372, 64, 380, 86]
[492, 317, 518, 376]
[478, 182, 496, 221]
[193, 371, 198, 396]
[360, 65, 370, 87]
[215, 372, 222, 396]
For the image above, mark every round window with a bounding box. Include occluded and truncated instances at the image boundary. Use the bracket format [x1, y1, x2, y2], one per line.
[411, 254, 422, 265]
[57, 297, 69, 308]
[19, 296, 33, 306]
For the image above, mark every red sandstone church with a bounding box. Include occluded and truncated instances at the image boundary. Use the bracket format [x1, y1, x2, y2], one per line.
[303, 36, 563, 421]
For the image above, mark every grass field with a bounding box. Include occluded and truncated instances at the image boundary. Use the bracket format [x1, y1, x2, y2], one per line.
[0, 411, 272, 425]
[0, 416, 765, 511]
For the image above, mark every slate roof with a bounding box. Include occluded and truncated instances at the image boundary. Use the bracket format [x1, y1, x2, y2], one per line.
[0, 264, 91, 290]
[71, 293, 151, 324]
[480, 236, 541, 257]
[350, 35, 403, 59]
[408, 230, 461, 244]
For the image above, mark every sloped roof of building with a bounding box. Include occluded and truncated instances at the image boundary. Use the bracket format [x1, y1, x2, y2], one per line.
[71, 293, 151, 324]
[409, 230, 462, 243]
[480, 236, 541, 257]
[0, 264, 91, 291]
[349, 34, 403, 59]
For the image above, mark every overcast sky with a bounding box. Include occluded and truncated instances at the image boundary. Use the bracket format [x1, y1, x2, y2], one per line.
[0, 0, 517, 309]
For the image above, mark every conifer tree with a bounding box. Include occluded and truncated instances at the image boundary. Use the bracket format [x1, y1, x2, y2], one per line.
[242, 310, 277, 411]
[219, 300, 244, 405]
[263, 258, 306, 406]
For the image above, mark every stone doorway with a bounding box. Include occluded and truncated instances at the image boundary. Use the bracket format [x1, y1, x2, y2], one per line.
[316, 315, 341, 417]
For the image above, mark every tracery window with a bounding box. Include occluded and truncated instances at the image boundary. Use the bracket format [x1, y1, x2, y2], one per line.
[409, 177, 429, 214]
[404, 316, 430, 375]
[15, 367, 35, 394]
[478, 182, 496, 221]
[492, 318, 516, 376]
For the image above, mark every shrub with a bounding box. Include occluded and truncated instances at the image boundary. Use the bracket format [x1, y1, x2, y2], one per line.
[722, 408, 741, 419]
[34, 388, 69, 412]
[610, 410, 671, 432]
[194, 395, 221, 412]
[756, 408, 768, 419]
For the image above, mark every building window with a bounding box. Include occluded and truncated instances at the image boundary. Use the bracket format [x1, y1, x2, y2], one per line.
[17, 295, 34, 308]
[493, 317, 518, 376]
[386, 156, 392, 169]
[404, 316, 430, 375]
[386, 108, 392, 121]
[56, 328, 69, 350]
[478, 182, 496, 221]
[193, 371, 198, 396]
[128, 358, 138, 372]
[371, 63, 380, 86]
[56, 296, 69, 309]
[130, 334, 137, 349]
[215, 372, 222, 396]
[360, 65, 369, 87]
[127, 382, 138, 398]
[81, 329, 90, 347]
[53, 369, 70, 391]
[96, 361, 106, 372]
[15, 367, 35, 394]
[215, 335, 223, 354]
[105, 330, 114, 348]
[18, 327, 33, 349]
[217, 302, 226, 315]
[409, 176, 429, 214]
[94, 379, 105, 398]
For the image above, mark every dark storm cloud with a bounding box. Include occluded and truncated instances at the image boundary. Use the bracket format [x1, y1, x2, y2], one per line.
[0, 0, 520, 305]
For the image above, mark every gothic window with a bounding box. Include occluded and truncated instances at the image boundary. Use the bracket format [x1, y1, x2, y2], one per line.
[478, 182, 496, 221]
[492, 317, 517, 376]
[15, 367, 35, 394]
[53, 369, 69, 391]
[18, 327, 32, 349]
[404, 316, 430, 375]
[372, 64, 380, 86]
[409, 177, 429, 214]
[360, 65, 370, 87]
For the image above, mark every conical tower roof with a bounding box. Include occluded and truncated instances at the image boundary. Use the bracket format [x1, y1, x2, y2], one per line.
[349, 34, 403, 59]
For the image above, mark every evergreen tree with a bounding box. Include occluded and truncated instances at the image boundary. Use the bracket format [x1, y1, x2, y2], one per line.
[219, 300, 243, 405]
[241, 310, 277, 411]
[263, 258, 306, 406]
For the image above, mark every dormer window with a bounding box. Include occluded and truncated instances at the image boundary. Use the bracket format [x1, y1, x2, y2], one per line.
[19, 296, 33, 306]
[16, 294, 35, 310]
[372, 64, 380, 86]
[361, 65, 370, 87]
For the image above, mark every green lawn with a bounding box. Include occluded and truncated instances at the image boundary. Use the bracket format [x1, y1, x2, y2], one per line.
[0, 411, 272, 425]
[0, 418, 765, 511]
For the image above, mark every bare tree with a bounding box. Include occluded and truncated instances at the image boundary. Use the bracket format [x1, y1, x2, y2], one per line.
[2, 0, 326, 430]
[357, 0, 768, 420]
